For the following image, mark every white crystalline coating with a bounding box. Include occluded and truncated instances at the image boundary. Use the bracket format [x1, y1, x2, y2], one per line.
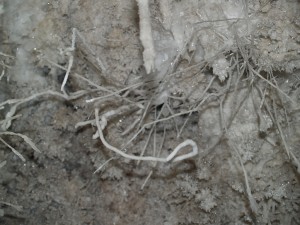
[195, 188, 217, 213]
[212, 57, 230, 82]
[222, 0, 245, 19]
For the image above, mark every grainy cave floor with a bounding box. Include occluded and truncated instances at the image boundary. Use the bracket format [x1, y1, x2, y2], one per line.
[0, 0, 300, 225]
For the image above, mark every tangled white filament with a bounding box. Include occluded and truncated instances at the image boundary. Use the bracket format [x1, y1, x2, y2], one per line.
[94, 108, 198, 163]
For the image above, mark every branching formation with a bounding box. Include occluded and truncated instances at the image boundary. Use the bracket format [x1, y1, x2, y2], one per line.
[0, 89, 90, 161]
[0, 2, 299, 220]
[55, 27, 201, 167]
